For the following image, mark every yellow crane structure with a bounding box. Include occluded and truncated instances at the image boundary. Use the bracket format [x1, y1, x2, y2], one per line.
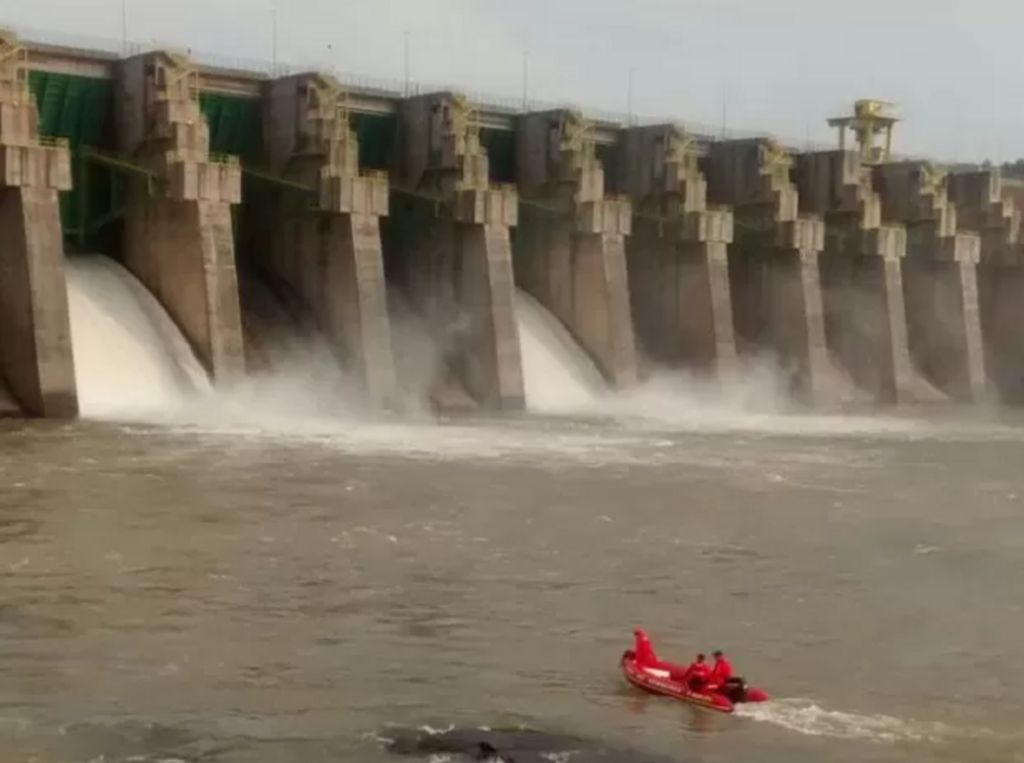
[827, 99, 899, 164]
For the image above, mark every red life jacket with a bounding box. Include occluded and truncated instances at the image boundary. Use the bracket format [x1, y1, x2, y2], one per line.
[685, 661, 710, 682]
[633, 629, 659, 666]
[712, 657, 734, 684]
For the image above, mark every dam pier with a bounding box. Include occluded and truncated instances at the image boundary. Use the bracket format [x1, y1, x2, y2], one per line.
[3, 28, 1024, 418]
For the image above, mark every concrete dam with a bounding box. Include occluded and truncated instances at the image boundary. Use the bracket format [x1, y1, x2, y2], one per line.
[2, 28, 1023, 419]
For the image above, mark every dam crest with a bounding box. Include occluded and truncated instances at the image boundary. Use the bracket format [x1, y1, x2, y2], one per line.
[0, 26, 1022, 419]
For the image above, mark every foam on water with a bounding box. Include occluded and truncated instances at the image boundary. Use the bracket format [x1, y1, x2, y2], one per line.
[597, 371, 926, 437]
[60, 258, 1024, 459]
[735, 699, 953, 744]
[65, 256, 211, 418]
[507, 292, 970, 439]
[115, 413, 672, 470]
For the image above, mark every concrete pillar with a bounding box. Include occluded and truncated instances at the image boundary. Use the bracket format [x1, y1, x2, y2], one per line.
[391, 92, 523, 410]
[703, 137, 846, 404]
[795, 149, 922, 403]
[0, 30, 77, 417]
[515, 110, 638, 387]
[611, 125, 734, 381]
[875, 162, 987, 401]
[115, 50, 244, 384]
[258, 73, 398, 409]
[948, 168, 1024, 402]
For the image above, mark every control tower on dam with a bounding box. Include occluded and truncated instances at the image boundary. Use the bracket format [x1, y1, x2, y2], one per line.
[792, 100, 992, 404]
[4, 28, 1024, 418]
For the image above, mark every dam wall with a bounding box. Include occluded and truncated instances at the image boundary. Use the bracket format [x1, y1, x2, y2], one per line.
[612, 124, 735, 382]
[8, 30, 1024, 416]
[874, 162, 987, 401]
[793, 149, 919, 403]
[702, 137, 835, 403]
[947, 168, 1024, 402]
[254, 74, 398, 408]
[514, 109, 637, 388]
[114, 51, 245, 384]
[0, 31, 76, 417]
[390, 92, 523, 410]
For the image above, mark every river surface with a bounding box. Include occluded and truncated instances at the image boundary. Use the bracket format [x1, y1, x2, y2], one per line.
[1, 402, 1023, 763]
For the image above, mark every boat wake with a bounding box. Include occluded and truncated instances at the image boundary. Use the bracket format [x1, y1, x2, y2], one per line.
[734, 698, 952, 743]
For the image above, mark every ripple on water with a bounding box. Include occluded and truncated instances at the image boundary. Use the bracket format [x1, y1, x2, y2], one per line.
[3, 408, 1024, 763]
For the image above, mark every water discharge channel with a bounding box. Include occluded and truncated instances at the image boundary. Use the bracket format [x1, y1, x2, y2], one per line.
[1, 261, 1020, 763]
[513, 290, 608, 414]
[63, 254, 615, 422]
[64, 256, 212, 419]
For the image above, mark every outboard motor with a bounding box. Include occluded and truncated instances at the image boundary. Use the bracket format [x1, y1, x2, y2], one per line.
[720, 677, 749, 704]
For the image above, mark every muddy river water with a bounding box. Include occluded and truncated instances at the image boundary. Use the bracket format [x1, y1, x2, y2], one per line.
[1, 401, 1023, 763]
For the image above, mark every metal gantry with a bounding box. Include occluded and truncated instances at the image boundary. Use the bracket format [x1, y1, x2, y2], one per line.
[827, 99, 900, 165]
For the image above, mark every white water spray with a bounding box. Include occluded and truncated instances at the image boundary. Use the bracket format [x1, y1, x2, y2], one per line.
[58, 259, 1009, 449]
[64, 255, 211, 419]
[511, 290, 802, 426]
[735, 699, 956, 745]
[513, 290, 609, 413]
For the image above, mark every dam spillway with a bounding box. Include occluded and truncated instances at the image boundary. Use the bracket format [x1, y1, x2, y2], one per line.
[1, 27, 1023, 419]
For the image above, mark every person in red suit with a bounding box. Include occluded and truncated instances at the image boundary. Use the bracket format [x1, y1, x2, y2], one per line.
[632, 627, 659, 667]
[681, 653, 711, 691]
[711, 650, 733, 684]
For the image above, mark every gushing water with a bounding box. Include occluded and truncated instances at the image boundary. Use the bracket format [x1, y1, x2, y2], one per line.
[64, 255, 211, 418]
[58, 261, 1015, 449]
[513, 290, 609, 413]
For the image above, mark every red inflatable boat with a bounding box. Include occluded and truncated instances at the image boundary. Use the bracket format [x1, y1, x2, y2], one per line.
[620, 649, 770, 714]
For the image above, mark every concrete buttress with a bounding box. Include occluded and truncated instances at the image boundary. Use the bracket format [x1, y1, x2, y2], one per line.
[875, 162, 987, 401]
[611, 125, 736, 381]
[515, 110, 638, 387]
[0, 30, 77, 417]
[391, 92, 523, 410]
[703, 137, 848, 403]
[947, 168, 1024, 402]
[260, 73, 398, 409]
[794, 150, 921, 403]
[115, 50, 244, 384]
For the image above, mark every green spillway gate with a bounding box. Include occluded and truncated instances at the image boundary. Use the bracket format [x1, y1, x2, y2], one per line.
[28, 71, 115, 250]
[350, 114, 397, 172]
[346, 115, 515, 182]
[199, 93, 263, 162]
[24, 78, 266, 251]
[25, 74, 511, 245]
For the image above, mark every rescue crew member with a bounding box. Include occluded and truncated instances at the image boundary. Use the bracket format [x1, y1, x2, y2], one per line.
[682, 653, 711, 691]
[632, 627, 659, 667]
[710, 650, 733, 686]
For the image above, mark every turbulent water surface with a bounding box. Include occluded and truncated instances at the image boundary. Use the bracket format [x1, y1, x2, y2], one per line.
[2, 400, 1023, 763]
[3, 256, 1023, 761]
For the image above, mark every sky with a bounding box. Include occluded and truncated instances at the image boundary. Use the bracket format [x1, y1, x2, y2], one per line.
[8, 0, 1024, 161]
